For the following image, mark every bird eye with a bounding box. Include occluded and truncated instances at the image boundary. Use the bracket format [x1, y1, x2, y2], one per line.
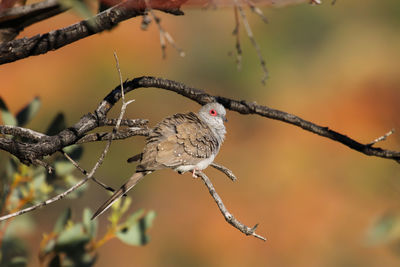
[209, 109, 217, 116]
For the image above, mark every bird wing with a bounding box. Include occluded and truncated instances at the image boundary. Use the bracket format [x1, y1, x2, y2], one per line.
[137, 112, 219, 171]
[155, 114, 219, 168]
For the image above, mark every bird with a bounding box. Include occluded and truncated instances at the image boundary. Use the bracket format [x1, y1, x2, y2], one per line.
[91, 102, 227, 220]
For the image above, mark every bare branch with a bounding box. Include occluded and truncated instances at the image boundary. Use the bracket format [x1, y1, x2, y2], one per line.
[245, 0, 268, 24]
[1, 75, 399, 179]
[211, 162, 237, 182]
[367, 129, 395, 147]
[113, 76, 400, 163]
[0, 53, 134, 221]
[197, 171, 266, 241]
[60, 149, 123, 195]
[0, 0, 68, 42]
[77, 127, 150, 144]
[0, 173, 90, 222]
[310, 0, 322, 4]
[99, 118, 148, 127]
[232, 5, 242, 70]
[234, 0, 268, 84]
[0, 125, 45, 140]
[144, 0, 185, 58]
[0, 0, 185, 65]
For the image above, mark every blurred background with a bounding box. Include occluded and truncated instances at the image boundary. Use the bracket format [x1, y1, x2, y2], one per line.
[1, 0, 400, 266]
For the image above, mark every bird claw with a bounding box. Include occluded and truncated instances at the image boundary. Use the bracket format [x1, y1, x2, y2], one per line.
[192, 169, 199, 178]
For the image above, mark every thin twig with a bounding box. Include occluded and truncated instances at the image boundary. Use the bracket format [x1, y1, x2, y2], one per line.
[60, 150, 123, 195]
[33, 159, 54, 174]
[232, 5, 242, 70]
[211, 162, 237, 182]
[310, 0, 322, 4]
[144, 0, 185, 58]
[141, 13, 152, 30]
[234, 0, 268, 84]
[0, 53, 134, 221]
[197, 171, 266, 241]
[245, 0, 268, 24]
[367, 129, 395, 147]
[0, 174, 91, 221]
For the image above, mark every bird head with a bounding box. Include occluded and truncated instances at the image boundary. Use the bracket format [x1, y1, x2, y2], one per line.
[198, 102, 227, 129]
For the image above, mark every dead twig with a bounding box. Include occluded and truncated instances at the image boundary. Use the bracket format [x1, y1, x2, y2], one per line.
[367, 129, 395, 147]
[245, 0, 268, 24]
[0, 52, 134, 222]
[234, 0, 268, 84]
[232, 5, 242, 70]
[144, 0, 185, 58]
[60, 150, 121, 195]
[211, 162, 237, 182]
[197, 171, 266, 241]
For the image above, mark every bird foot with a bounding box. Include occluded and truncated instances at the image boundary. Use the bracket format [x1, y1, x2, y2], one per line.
[192, 169, 199, 178]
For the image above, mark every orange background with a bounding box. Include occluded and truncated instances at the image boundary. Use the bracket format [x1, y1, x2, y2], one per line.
[1, 0, 400, 266]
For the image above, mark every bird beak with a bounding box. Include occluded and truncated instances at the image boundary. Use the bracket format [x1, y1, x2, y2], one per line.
[223, 116, 228, 122]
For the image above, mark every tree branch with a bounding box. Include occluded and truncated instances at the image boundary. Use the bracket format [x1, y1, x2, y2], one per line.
[211, 162, 237, 182]
[197, 171, 266, 241]
[1, 76, 399, 168]
[76, 127, 150, 144]
[0, 0, 185, 65]
[0, 0, 69, 42]
[113, 76, 400, 163]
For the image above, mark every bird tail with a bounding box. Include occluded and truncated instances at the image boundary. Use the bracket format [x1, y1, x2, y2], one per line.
[127, 153, 142, 163]
[91, 171, 148, 220]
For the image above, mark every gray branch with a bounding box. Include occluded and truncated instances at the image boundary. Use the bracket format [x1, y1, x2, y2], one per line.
[211, 162, 237, 182]
[0, 0, 185, 64]
[198, 171, 266, 241]
[0, 0, 68, 42]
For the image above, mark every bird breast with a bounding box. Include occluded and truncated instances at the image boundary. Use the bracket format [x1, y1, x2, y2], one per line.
[174, 153, 216, 173]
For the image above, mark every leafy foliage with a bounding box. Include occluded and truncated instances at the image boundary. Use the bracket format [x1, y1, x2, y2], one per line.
[39, 204, 156, 266]
[0, 98, 156, 266]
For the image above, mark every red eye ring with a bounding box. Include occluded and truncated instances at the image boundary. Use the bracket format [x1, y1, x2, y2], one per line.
[209, 109, 217, 116]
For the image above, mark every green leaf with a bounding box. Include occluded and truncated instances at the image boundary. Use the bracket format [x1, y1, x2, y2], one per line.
[59, 0, 94, 26]
[0, 97, 16, 126]
[16, 97, 40, 127]
[54, 208, 71, 234]
[63, 145, 84, 161]
[116, 210, 156, 246]
[46, 113, 66, 136]
[62, 175, 87, 198]
[42, 238, 56, 255]
[5, 157, 18, 180]
[366, 213, 400, 245]
[109, 197, 132, 226]
[4, 215, 35, 239]
[82, 208, 97, 238]
[0, 237, 28, 267]
[124, 208, 145, 226]
[56, 224, 90, 252]
[54, 161, 75, 177]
